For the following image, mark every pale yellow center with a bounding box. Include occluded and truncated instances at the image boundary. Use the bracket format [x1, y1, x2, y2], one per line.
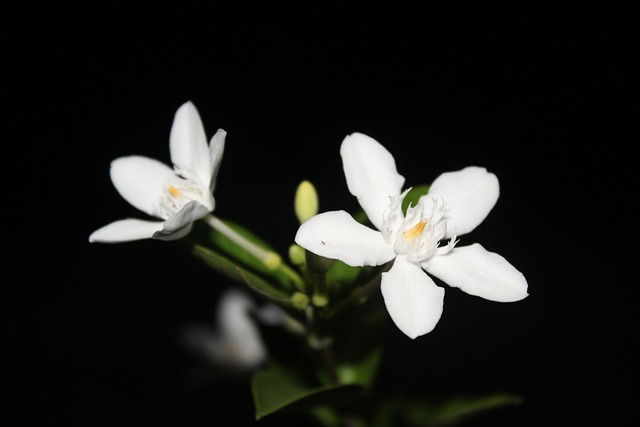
[403, 219, 427, 242]
[168, 185, 182, 198]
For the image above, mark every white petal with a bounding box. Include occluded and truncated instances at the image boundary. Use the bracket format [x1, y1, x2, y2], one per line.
[215, 289, 266, 369]
[340, 133, 405, 230]
[381, 255, 445, 339]
[294, 210, 396, 267]
[110, 156, 176, 218]
[152, 223, 193, 241]
[424, 243, 528, 302]
[88, 218, 164, 243]
[151, 200, 209, 240]
[422, 166, 499, 239]
[169, 101, 212, 187]
[208, 128, 227, 192]
[181, 289, 266, 370]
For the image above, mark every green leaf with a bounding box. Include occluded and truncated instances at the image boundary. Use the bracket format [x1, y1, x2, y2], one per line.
[372, 392, 523, 427]
[416, 393, 523, 426]
[327, 292, 388, 387]
[190, 243, 291, 305]
[335, 345, 383, 387]
[401, 184, 430, 214]
[252, 366, 369, 420]
[252, 368, 308, 419]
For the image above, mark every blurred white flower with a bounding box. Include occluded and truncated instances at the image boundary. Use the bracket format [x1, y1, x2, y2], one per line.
[182, 288, 268, 372]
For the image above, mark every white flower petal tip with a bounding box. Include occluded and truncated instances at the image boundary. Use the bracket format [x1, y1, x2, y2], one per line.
[340, 132, 405, 230]
[381, 257, 445, 339]
[423, 166, 500, 239]
[208, 128, 227, 192]
[88, 218, 165, 243]
[425, 243, 529, 303]
[170, 101, 210, 182]
[294, 211, 396, 267]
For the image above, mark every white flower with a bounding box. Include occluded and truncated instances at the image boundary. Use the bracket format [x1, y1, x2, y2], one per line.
[294, 132, 528, 339]
[182, 288, 268, 372]
[89, 101, 226, 243]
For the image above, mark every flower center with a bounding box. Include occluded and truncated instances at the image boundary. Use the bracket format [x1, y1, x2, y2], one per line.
[403, 219, 426, 242]
[157, 176, 212, 219]
[381, 189, 456, 263]
[168, 185, 182, 198]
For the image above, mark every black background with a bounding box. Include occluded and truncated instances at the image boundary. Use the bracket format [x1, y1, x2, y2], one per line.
[12, 6, 634, 426]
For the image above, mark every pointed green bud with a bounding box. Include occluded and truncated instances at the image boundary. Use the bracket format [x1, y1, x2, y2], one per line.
[288, 244, 306, 266]
[294, 180, 319, 224]
[291, 292, 310, 310]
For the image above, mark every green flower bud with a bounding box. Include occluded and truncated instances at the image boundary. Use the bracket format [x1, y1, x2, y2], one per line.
[311, 292, 329, 307]
[263, 251, 282, 270]
[291, 292, 310, 310]
[294, 180, 319, 224]
[288, 244, 306, 266]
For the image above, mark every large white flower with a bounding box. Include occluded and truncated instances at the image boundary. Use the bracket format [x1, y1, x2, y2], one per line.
[89, 101, 226, 243]
[294, 133, 528, 339]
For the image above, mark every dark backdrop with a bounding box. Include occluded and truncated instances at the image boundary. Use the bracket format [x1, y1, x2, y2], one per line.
[12, 7, 633, 427]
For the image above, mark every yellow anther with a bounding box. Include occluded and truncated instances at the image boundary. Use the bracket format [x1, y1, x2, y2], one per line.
[403, 220, 426, 242]
[168, 186, 182, 198]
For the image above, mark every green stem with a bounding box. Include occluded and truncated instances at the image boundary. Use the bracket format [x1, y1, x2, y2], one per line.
[279, 262, 306, 291]
[306, 307, 339, 385]
[203, 214, 279, 266]
[320, 344, 339, 384]
[202, 214, 305, 288]
[312, 271, 329, 307]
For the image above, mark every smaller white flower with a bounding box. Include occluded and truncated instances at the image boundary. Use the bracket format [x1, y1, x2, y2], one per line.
[89, 101, 226, 243]
[182, 288, 268, 372]
[295, 133, 528, 339]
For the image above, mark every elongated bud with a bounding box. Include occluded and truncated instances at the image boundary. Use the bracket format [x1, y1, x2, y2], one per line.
[294, 180, 319, 224]
[263, 252, 283, 270]
[203, 214, 282, 270]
